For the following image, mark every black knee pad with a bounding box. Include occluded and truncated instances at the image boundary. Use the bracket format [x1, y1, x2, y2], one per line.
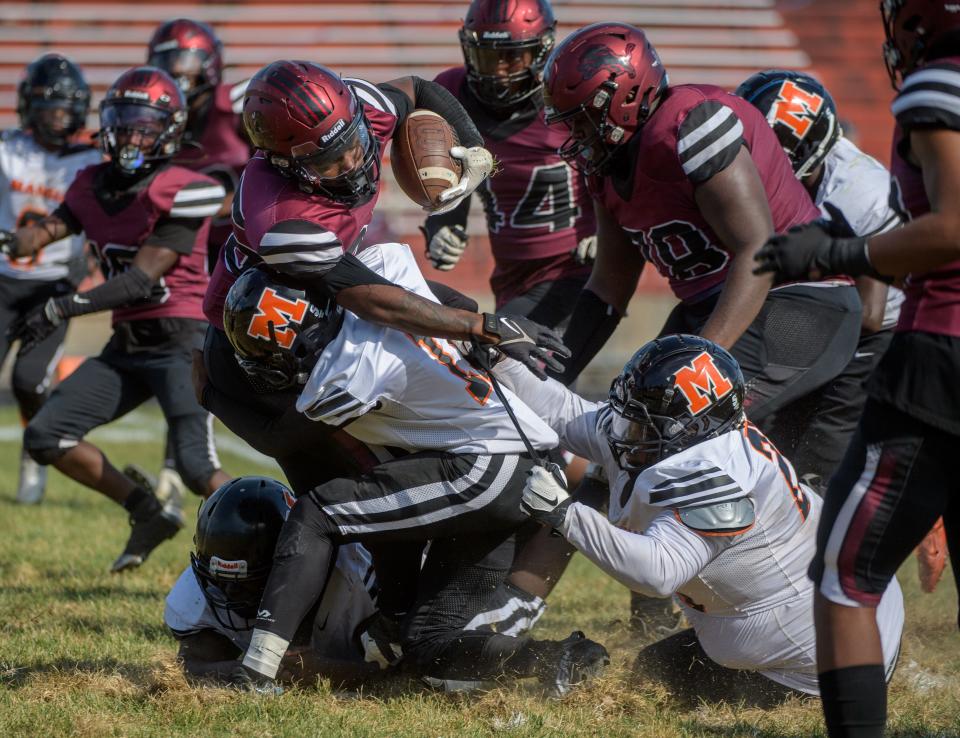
[23, 421, 69, 465]
[11, 383, 47, 421]
[168, 415, 220, 495]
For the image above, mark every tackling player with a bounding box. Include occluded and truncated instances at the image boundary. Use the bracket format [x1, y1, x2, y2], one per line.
[0, 67, 231, 572]
[501, 335, 903, 701]
[0, 54, 101, 504]
[200, 60, 568, 465]
[736, 70, 902, 487]
[166, 476, 378, 687]
[423, 0, 597, 326]
[223, 243, 608, 696]
[753, 2, 960, 733]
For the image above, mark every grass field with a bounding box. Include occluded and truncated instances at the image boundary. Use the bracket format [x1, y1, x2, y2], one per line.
[0, 403, 958, 737]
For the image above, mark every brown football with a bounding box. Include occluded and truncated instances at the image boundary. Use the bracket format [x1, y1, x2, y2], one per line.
[390, 110, 462, 209]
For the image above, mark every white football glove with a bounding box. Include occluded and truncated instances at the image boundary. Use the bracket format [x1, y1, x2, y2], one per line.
[521, 463, 572, 532]
[429, 145, 494, 216]
[572, 235, 597, 265]
[426, 224, 469, 271]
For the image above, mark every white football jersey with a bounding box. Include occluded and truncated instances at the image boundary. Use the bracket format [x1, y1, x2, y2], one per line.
[164, 543, 375, 662]
[0, 130, 101, 281]
[817, 137, 904, 330]
[297, 243, 559, 456]
[494, 359, 904, 693]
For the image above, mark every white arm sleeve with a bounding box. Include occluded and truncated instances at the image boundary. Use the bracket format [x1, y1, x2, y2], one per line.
[493, 358, 607, 462]
[561, 502, 725, 598]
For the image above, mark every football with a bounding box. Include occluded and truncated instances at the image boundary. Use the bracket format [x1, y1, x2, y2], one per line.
[390, 109, 462, 209]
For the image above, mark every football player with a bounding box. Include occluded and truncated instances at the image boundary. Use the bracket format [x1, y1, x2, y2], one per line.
[166, 476, 379, 687]
[145, 19, 254, 509]
[0, 67, 232, 572]
[736, 70, 902, 487]
[223, 242, 608, 696]
[499, 335, 903, 702]
[753, 2, 960, 734]
[199, 60, 568, 468]
[423, 0, 597, 327]
[147, 18, 252, 271]
[0, 54, 101, 504]
[542, 24, 866, 630]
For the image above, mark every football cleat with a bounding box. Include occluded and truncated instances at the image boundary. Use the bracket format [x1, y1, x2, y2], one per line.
[110, 504, 185, 573]
[15, 449, 47, 505]
[227, 664, 284, 696]
[629, 593, 687, 639]
[539, 631, 610, 698]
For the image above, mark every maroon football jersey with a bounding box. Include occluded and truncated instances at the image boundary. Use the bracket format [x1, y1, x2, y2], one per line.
[64, 163, 222, 324]
[889, 57, 960, 337]
[174, 82, 252, 253]
[203, 78, 399, 329]
[591, 84, 820, 303]
[435, 67, 594, 305]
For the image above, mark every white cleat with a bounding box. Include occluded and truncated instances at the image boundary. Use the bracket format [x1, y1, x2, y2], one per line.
[15, 450, 47, 505]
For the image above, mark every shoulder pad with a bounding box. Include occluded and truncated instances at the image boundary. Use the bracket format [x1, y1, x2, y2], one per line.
[677, 497, 755, 536]
[344, 77, 397, 117]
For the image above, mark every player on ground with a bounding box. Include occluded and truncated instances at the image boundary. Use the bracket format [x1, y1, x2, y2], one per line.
[753, 2, 960, 733]
[736, 70, 902, 487]
[200, 60, 568, 466]
[423, 0, 597, 326]
[166, 476, 379, 687]
[0, 67, 232, 572]
[542, 22, 862, 630]
[0, 54, 101, 504]
[225, 243, 608, 696]
[501, 335, 903, 701]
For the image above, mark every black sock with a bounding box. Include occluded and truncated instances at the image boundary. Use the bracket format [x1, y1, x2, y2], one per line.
[819, 664, 887, 738]
[122, 486, 159, 520]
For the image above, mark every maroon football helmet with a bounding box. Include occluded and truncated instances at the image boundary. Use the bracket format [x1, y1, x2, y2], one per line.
[543, 22, 668, 175]
[882, 0, 960, 88]
[99, 66, 187, 174]
[242, 60, 380, 206]
[147, 18, 224, 103]
[459, 0, 556, 109]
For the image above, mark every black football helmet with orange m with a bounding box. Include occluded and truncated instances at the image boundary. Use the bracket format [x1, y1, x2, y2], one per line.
[606, 335, 745, 471]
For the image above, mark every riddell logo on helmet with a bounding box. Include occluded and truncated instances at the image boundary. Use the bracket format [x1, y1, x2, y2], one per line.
[320, 118, 347, 143]
[770, 80, 823, 139]
[210, 556, 248, 578]
[482, 30, 511, 39]
[673, 351, 734, 415]
[122, 90, 151, 100]
[247, 288, 309, 349]
[577, 43, 637, 81]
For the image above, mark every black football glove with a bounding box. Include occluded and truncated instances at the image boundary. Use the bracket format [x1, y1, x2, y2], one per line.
[8, 297, 66, 354]
[753, 222, 876, 284]
[0, 229, 17, 259]
[478, 313, 570, 380]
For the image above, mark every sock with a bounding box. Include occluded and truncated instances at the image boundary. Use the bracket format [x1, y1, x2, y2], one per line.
[819, 664, 887, 738]
[122, 486, 159, 520]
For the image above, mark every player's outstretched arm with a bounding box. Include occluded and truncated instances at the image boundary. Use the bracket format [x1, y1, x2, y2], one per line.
[0, 212, 74, 260]
[696, 147, 776, 349]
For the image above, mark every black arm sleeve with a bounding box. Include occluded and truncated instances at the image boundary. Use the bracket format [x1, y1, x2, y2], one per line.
[422, 194, 472, 242]
[550, 289, 622, 386]
[54, 266, 155, 318]
[314, 252, 395, 298]
[410, 77, 484, 148]
[52, 202, 83, 235]
[145, 216, 204, 255]
[426, 280, 479, 313]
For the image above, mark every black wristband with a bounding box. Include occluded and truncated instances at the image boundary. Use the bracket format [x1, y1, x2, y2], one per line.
[833, 237, 881, 279]
[552, 290, 622, 386]
[54, 266, 154, 318]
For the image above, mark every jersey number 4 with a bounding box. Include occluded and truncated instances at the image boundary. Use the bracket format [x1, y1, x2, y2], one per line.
[481, 163, 581, 234]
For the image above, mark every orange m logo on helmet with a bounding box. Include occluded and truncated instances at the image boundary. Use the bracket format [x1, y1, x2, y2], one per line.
[771, 80, 824, 138]
[247, 288, 308, 349]
[673, 351, 734, 415]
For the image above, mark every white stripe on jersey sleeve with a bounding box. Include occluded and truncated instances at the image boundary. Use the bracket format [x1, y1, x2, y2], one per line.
[677, 105, 735, 154]
[343, 77, 397, 117]
[898, 66, 960, 92]
[169, 183, 225, 218]
[892, 89, 960, 118]
[259, 248, 343, 265]
[173, 184, 227, 203]
[259, 229, 340, 248]
[681, 118, 744, 177]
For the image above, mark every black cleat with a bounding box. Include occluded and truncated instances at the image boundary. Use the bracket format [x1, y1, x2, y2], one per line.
[540, 630, 610, 697]
[111, 505, 185, 573]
